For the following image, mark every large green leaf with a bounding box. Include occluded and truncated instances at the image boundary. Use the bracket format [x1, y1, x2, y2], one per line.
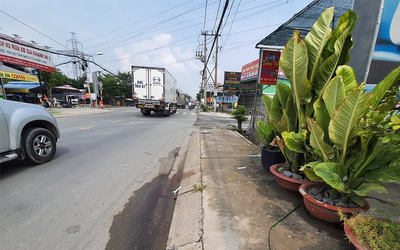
[335, 66, 358, 95]
[364, 159, 400, 183]
[352, 183, 387, 197]
[329, 84, 372, 164]
[323, 10, 357, 65]
[256, 120, 274, 148]
[313, 99, 330, 141]
[285, 95, 296, 132]
[304, 7, 334, 84]
[275, 81, 291, 108]
[313, 26, 352, 96]
[314, 162, 350, 193]
[280, 30, 312, 129]
[301, 161, 324, 182]
[307, 117, 334, 161]
[371, 65, 400, 107]
[262, 94, 272, 117]
[323, 75, 346, 118]
[282, 131, 306, 153]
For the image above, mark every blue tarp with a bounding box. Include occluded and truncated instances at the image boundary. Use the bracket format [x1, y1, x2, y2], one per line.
[3, 81, 44, 93]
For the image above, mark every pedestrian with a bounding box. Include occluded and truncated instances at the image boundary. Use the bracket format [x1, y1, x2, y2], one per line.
[43, 94, 49, 108]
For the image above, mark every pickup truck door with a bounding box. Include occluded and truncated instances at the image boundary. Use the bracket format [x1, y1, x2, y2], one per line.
[0, 106, 10, 152]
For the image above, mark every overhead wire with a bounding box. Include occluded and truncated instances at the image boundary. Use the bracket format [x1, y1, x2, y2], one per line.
[0, 10, 69, 50]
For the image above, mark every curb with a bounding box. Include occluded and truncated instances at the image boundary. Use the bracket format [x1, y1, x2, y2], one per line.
[167, 128, 203, 250]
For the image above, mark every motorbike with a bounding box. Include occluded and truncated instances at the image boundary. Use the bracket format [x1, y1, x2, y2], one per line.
[62, 102, 76, 108]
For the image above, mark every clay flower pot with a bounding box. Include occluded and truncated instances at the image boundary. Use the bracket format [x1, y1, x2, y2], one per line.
[261, 146, 285, 171]
[344, 216, 400, 250]
[299, 183, 370, 223]
[270, 164, 307, 192]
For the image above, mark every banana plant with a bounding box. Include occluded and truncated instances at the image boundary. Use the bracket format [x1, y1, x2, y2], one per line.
[267, 7, 358, 173]
[301, 65, 400, 207]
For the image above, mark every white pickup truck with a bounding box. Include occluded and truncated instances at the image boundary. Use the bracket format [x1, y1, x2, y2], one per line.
[0, 99, 60, 164]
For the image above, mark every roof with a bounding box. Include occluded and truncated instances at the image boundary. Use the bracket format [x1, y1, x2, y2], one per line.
[3, 81, 44, 93]
[256, 0, 354, 48]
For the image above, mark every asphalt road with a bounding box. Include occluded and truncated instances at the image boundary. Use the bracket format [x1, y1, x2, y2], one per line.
[0, 107, 197, 250]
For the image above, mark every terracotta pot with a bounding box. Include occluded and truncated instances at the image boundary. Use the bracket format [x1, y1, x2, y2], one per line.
[344, 217, 400, 250]
[299, 183, 370, 223]
[269, 164, 306, 192]
[261, 146, 285, 171]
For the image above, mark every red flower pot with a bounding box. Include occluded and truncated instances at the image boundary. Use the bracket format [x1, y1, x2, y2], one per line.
[299, 183, 370, 223]
[344, 217, 400, 250]
[270, 164, 307, 192]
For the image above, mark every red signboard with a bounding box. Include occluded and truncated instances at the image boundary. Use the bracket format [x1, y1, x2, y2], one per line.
[240, 59, 259, 82]
[259, 50, 280, 85]
[0, 33, 54, 72]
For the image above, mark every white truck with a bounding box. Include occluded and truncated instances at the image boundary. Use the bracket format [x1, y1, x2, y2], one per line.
[132, 66, 177, 116]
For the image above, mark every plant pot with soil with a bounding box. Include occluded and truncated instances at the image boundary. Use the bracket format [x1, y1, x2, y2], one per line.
[299, 182, 370, 223]
[270, 163, 308, 192]
[343, 212, 400, 249]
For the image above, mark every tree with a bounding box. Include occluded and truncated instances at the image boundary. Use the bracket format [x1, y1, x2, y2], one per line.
[98, 71, 131, 105]
[41, 68, 69, 97]
[229, 105, 248, 132]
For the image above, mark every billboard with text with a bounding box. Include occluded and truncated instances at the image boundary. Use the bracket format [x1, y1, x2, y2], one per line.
[0, 33, 54, 72]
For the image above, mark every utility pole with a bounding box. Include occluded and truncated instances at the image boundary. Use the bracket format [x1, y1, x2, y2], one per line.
[214, 35, 218, 112]
[82, 54, 93, 108]
[196, 30, 218, 107]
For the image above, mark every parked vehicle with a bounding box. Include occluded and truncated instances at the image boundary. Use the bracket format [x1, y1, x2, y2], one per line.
[66, 95, 79, 105]
[132, 66, 177, 116]
[0, 99, 60, 164]
[177, 93, 186, 109]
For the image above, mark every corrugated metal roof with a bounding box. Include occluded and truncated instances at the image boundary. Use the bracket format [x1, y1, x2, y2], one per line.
[256, 0, 354, 48]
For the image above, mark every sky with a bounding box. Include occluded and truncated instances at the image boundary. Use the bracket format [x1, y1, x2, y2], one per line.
[0, 0, 314, 98]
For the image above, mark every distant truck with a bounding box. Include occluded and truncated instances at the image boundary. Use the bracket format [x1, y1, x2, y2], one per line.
[132, 66, 177, 116]
[177, 93, 186, 109]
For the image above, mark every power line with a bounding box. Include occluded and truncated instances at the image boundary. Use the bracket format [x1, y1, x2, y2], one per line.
[0, 10, 69, 50]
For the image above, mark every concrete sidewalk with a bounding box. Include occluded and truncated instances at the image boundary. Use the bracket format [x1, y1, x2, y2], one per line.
[166, 111, 400, 250]
[48, 105, 117, 118]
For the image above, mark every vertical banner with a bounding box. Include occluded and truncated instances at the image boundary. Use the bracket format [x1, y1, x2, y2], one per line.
[259, 50, 280, 85]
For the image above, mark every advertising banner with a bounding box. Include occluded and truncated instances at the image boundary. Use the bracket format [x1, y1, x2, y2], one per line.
[0, 33, 54, 72]
[0, 70, 38, 82]
[240, 59, 259, 82]
[224, 71, 241, 91]
[259, 50, 280, 85]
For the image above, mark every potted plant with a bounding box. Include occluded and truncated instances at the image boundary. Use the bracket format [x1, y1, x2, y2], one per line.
[342, 210, 400, 249]
[265, 7, 359, 191]
[255, 113, 285, 170]
[299, 63, 400, 222]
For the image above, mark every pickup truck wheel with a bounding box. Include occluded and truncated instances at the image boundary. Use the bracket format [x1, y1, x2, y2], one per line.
[23, 127, 56, 164]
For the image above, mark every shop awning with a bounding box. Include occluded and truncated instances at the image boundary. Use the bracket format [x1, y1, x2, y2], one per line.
[0, 64, 39, 82]
[3, 81, 44, 93]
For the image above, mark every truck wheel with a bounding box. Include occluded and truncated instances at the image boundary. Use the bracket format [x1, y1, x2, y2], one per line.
[23, 127, 57, 164]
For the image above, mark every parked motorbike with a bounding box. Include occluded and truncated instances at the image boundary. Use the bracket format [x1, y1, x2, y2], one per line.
[62, 102, 76, 108]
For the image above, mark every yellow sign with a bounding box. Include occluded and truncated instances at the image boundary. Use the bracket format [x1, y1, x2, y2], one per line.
[0, 71, 38, 82]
